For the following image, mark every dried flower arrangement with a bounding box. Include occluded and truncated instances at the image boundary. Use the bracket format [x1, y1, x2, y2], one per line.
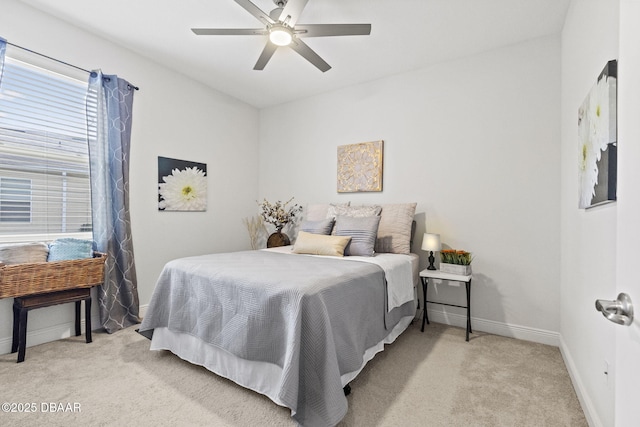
[242, 215, 267, 250]
[257, 197, 303, 231]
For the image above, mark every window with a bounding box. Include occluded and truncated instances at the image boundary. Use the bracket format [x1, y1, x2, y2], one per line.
[0, 177, 32, 223]
[0, 54, 94, 242]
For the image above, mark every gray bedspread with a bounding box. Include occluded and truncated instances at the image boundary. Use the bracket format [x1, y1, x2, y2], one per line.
[139, 250, 414, 426]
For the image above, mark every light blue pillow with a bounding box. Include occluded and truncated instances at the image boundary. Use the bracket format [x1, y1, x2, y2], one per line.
[47, 238, 93, 261]
[300, 218, 335, 235]
[335, 215, 381, 257]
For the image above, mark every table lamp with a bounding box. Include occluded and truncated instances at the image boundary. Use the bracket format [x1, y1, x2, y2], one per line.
[421, 233, 441, 270]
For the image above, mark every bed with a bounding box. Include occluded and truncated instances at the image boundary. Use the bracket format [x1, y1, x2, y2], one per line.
[138, 203, 418, 427]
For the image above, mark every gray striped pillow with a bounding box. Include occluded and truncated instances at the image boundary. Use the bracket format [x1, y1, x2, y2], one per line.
[335, 215, 381, 257]
[300, 218, 335, 235]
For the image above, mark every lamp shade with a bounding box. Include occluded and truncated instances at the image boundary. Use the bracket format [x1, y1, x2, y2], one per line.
[421, 233, 441, 252]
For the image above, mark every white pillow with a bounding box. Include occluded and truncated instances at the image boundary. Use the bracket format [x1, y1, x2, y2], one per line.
[375, 203, 417, 254]
[305, 202, 350, 221]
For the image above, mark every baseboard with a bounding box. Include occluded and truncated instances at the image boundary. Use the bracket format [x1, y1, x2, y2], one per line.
[0, 313, 101, 355]
[559, 335, 602, 427]
[2, 305, 556, 354]
[0, 304, 151, 356]
[417, 308, 560, 347]
[139, 303, 148, 319]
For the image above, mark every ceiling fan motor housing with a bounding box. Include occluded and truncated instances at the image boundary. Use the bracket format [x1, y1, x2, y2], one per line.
[269, 7, 284, 21]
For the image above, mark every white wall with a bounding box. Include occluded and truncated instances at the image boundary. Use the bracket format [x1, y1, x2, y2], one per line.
[259, 36, 562, 343]
[0, 0, 259, 353]
[559, 1, 619, 426]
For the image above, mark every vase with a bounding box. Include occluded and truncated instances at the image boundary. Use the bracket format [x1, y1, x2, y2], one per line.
[267, 228, 290, 248]
[439, 263, 472, 275]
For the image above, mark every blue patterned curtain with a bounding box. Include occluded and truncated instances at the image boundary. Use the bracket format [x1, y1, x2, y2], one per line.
[87, 70, 140, 333]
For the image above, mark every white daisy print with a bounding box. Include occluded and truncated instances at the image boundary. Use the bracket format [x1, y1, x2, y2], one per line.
[587, 75, 615, 157]
[578, 117, 599, 209]
[159, 166, 207, 211]
[577, 61, 617, 209]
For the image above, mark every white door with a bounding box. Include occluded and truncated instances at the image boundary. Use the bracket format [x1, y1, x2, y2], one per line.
[613, 2, 640, 425]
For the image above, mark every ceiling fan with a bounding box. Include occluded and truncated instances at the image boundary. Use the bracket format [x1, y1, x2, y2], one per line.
[191, 0, 372, 72]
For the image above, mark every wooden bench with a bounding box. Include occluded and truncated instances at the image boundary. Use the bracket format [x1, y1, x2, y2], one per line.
[0, 252, 107, 363]
[12, 288, 93, 363]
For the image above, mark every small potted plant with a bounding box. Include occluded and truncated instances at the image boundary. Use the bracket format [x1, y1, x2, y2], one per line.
[440, 249, 473, 275]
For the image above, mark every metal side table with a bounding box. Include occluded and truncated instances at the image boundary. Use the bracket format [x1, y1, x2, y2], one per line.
[419, 269, 473, 341]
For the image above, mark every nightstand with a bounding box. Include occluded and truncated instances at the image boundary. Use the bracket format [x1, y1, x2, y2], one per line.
[419, 269, 473, 341]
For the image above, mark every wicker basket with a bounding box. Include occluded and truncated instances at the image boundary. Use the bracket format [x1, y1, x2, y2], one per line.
[0, 252, 107, 299]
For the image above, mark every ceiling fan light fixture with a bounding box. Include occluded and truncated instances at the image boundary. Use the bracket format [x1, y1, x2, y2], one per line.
[269, 25, 293, 46]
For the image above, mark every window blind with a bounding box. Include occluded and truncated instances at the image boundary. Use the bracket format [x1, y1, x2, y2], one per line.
[0, 57, 94, 242]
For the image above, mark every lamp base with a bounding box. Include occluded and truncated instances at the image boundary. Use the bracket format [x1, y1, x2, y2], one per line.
[427, 251, 436, 270]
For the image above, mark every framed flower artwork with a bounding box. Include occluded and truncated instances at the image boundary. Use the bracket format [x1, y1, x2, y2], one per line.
[578, 60, 617, 209]
[337, 140, 383, 193]
[158, 156, 207, 211]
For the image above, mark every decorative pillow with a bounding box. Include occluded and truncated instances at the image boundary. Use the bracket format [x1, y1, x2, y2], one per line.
[292, 231, 351, 257]
[326, 204, 382, 219]
[305, 202, 350, 221]
[335, 215, 381, 257]
[47, 238, 93, 261]
[0, 242, 49, 264]
[299, 218, 335, 235]
[375, 203, 417, 254]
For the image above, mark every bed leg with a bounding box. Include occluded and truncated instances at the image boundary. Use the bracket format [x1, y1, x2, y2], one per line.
[343, 384, 351, 396]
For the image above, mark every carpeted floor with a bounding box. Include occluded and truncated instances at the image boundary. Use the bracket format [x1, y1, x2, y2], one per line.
[0, 322, 587, 426]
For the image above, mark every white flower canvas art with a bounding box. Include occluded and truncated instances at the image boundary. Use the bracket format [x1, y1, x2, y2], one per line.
[158, 156, 207, 211]
[578, 60, 617, 209]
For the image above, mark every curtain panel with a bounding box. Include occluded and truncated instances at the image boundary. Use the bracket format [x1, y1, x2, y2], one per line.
[87, 71, 140, 333]
[0, 38, 6, 80]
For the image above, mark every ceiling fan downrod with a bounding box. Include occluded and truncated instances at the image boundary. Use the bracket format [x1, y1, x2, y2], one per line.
[271, 0, 288, 22]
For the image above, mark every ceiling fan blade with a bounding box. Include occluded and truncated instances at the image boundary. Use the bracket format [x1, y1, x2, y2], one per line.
[254, 42, 278, 70]
[289, 39, 331, 72]
[278, 0, 309, 26]
[295, 24, 372, 37]
[234, 0, 274, 25]
[192, 28, 267, 36]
